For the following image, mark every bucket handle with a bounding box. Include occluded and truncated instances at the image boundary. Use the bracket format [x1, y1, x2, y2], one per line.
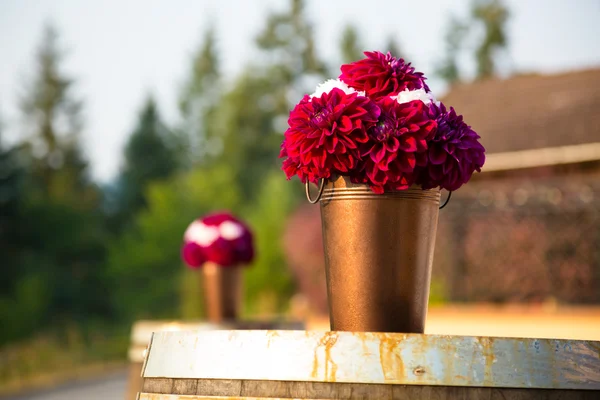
[305, 179, 325, 204]
[439, 191, 452, 209]
[306, 179, 451, 208]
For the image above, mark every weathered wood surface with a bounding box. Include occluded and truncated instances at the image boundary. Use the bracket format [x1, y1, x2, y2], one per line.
[139, 378, 600, 399]
[129, 320, 305, 363]
[142, 330, 600, 391]
[139, 396, 598, 400]
[128, 321, 305, 400]
[128, 322, 228, 400]
[127, 321, 303, 400]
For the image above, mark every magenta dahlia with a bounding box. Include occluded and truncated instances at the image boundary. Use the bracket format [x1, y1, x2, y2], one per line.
[415, 103, 486, 191]
[181, 212, 254, 268]
[352, 98, 437, 194]
[340, 51, 429, 99]
[280, 88, 380, 183]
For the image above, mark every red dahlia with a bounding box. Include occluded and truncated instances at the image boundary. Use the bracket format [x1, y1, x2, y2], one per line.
[340, 51, 429, 99]
[352, 98, 437, 193]
[280, 88, 380, 183]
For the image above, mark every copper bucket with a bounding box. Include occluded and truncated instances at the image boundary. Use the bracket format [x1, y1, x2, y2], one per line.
[316, 176, 440, 333]
[202, 263, 242, 322]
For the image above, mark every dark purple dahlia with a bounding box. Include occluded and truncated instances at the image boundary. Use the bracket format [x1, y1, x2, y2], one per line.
[415, 103, 486, 191]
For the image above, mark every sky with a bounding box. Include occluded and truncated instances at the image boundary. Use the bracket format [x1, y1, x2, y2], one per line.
[1, 0, 599, 182]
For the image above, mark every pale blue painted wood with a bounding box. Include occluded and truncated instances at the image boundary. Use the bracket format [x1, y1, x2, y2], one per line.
[142, 330, 600, 390]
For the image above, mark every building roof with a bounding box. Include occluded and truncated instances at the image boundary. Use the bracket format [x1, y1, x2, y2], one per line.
[441, 68, 600, 155]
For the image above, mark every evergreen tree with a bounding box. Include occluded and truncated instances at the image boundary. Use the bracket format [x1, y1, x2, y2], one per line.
[0, 114, 24, 296]
[115, 96, 179, 227]
[179, 27, 220, 166]
[256, 0, 327, 93]
[212, 0, 327, 199]
[19, 24, 93, 206]
[4, 25, 112, 338]
[435, 16, 468, 85]
[472, 0, 509, 79]
[340, 24, 363, 63]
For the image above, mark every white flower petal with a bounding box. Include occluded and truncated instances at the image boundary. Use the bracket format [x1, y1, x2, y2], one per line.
[219, 221, 244, 240]
[395, 88, 436, 106]
[309, 79, 363, 99]
[185, 221, 220, 247]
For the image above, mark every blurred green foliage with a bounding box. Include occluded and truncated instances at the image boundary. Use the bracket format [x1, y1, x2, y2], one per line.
[109, 96, 181, 232]
[0, 324, 129, 391]
[1, 24, 110, 346]
[108, 165, 242, 321]
[242, 171, 300, 316]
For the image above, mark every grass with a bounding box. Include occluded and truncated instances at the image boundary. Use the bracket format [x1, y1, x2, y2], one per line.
[0, 325, 129, 396]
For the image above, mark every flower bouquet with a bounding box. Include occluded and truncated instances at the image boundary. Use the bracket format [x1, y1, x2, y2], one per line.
[182, 212, 254, 322]
[279, 51, 485, 333]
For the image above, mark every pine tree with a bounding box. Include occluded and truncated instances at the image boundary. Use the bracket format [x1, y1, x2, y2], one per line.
[340, 24, 363, 63]
[472, 0, 509, 79]
[0, 118, 39, 343]
[9, 25, 111, 335]
[179, 27, 220, 165]
[213, 0, 327, 199]
[116, 96, 179, 225]
[0, 115, 23, 295]
[19, 24, 93, 206]
[256, 0, 327, 93]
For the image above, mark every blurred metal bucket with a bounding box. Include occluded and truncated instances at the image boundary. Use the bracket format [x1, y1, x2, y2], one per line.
[202, 263, 242, 322]
[319, 176, 440, 333]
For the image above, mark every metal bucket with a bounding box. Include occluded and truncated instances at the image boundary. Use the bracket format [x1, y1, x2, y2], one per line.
[318, 175, 440, 333]
[202, 263, 242, 322]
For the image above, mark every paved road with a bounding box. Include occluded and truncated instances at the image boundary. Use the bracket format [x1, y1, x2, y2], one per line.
[3, 371, 127, 400]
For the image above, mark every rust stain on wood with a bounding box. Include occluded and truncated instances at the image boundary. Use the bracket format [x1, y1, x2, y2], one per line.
[265, 330, 280, 348]
[311, 332, 339, 381]
[356, 332, 371, 356]
[443, 344, 455, 383]
[378, 334, 405, 381]
[311, 349, 319, 380]
[477, 337, 497, 385]
[321, 332, 338, 382]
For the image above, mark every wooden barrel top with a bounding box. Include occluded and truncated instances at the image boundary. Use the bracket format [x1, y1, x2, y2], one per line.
[140, 330, 600, 397]
[128, 320, 305, 363]
[127, 321, 305, 400]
